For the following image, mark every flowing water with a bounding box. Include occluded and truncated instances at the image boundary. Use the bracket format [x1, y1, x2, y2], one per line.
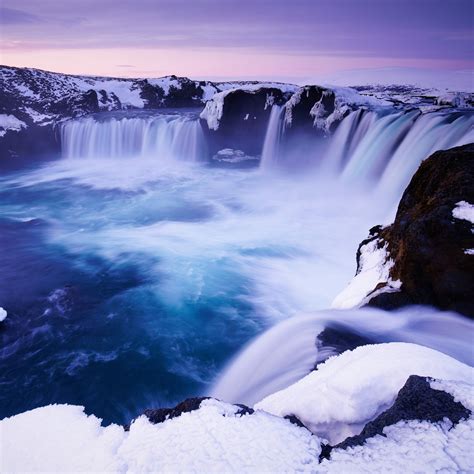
[1, 108, 473, 424]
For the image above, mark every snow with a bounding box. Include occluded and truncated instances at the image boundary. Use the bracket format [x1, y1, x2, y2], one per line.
[320, 378, 474, 473]
[0, 399, 321, 473]
[74, 78, 145, 109]
[285, 86, 389, 129]
[200, 89, 228, 130]
[465, 249, 474, 255]
[255, 342, 473, 444]
[436, 92, 470, 108]
[331, 237, 401, 309]
[147, 76, 182, 96]
[200, 83, 298, 130]
[452, 200, 474, 224]
[14, 84, 39, 99]
[201, 83, 219, 101]
[0, 114, 27, 137]
[0, 307, 6, 322]
[23, 107, 54, 124]
[2, 343, 473, 472]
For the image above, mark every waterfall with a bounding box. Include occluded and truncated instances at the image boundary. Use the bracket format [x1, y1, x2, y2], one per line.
[60, 114, 206, 161]
[259, 107, 474, 199]
[211, 307, 474, 406]
[260, 105, 284, 170]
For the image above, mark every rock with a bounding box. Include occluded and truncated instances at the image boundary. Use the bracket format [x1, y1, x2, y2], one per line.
[140, 397, 209, 426]
[357, 144, 474, 317]
[284, 86, 336, 133]
[323, 375, 471, 458]
[315, 324, 375, 367]
[200, 87, 291, 156]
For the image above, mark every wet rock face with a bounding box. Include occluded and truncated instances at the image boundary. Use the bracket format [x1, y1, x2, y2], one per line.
[367, 144, 474, 317]
[201, 87, 289, 157]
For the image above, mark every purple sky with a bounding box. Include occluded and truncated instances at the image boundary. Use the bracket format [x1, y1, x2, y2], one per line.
[1, 0, 473, 87]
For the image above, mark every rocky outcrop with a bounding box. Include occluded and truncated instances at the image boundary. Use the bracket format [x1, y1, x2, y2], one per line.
[336, 144, 474, 316]
[321, 375, 471, 460]
[366, 144, 474, 316]
[2, 65, 472, 163]
[199, 86, 294, 156]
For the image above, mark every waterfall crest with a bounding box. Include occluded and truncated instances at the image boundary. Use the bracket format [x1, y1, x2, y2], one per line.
[61, 114, 206, 161]
[259, 107, 474, 198]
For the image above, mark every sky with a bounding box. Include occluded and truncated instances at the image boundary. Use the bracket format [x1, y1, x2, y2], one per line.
[0, 0, 473, 88]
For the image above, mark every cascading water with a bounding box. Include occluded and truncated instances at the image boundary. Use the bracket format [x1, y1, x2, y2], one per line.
[260, 105, 284, 170]
[60, 113, 207, 161]
[211, 306, 474, 406]
[260, 107, 474, 200]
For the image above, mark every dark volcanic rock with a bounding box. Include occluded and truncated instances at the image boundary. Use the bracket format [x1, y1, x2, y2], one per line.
[284, 86, 336, 134]
[125, 397, 209, 430]
[127, 397, 257, 430]
[328, 375, 471, 455]
[365, 144, 474, 317]
[315, 324, 375, 367]
[201, 87, 290, 156]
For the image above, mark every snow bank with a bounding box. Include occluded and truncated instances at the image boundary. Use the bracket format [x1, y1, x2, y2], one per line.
[0, 307, 6, 322]
[0, 114, 27, 137]
[1, 399, 321, 473]
[255, 342, 473, 444]
[332, 237, 400, 309]
[321, 378, 474, 473]
[75, 78, 145, 109]
[453, 200, 474, 225]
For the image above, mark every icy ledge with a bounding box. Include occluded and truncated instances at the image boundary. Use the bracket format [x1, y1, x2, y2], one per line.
[2, 342, 473, 473]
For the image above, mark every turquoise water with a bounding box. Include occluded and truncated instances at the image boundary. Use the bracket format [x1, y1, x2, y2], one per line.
[0, 155, 388, 425]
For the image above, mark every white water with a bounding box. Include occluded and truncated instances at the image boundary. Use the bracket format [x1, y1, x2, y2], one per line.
[260, 108, 474, 200]
[211, 306, 474, 406]
[61, 114, 206, 161]
[260, 105, 284, 170]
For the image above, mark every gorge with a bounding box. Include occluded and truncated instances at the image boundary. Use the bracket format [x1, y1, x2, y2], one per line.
[1, 65, 473, 473]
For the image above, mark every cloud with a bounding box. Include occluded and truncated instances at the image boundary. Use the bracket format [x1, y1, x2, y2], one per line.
[0, 7, 40, 24]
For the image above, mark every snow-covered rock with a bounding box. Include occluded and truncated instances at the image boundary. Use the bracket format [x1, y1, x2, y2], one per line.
[335, 144, 474, 317]
[255, 342, 473, 444]
[0, 307, 7, 322]
[199, 86, 295, 156]
[2, 343, 473, 472]
[0, 114, 26, 137]
[319, 377, 474, 473]
[1, 399, 321, 473]
[332, 227, 401, 310]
